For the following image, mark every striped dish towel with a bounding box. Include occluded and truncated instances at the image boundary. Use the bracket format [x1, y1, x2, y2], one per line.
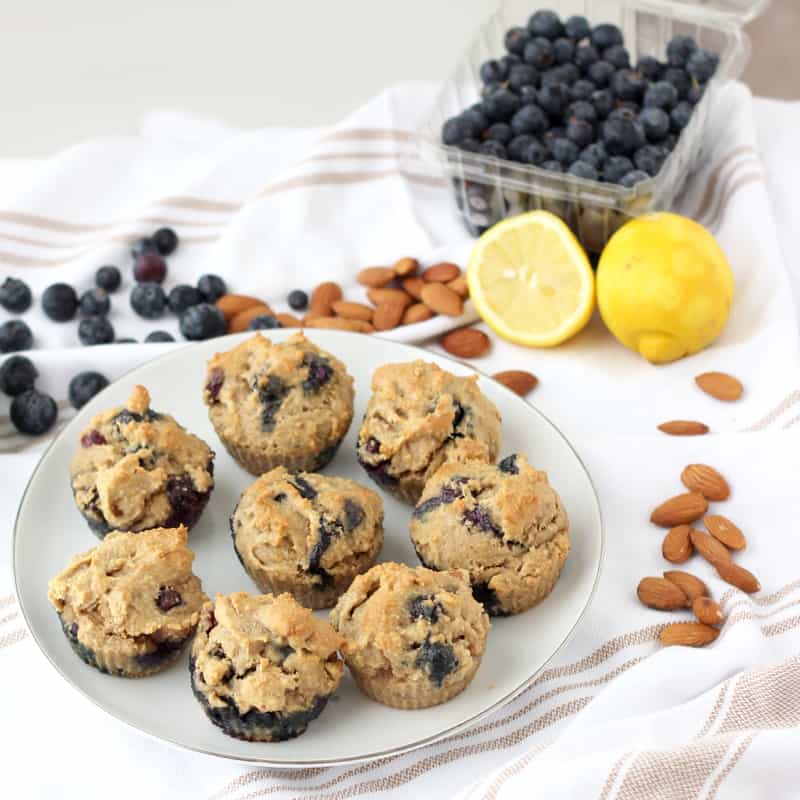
[3, 82, 800, 799]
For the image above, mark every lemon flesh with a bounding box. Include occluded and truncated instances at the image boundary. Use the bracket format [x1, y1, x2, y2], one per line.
[467, 211, 595, 347]
[597, 213, 734, 364]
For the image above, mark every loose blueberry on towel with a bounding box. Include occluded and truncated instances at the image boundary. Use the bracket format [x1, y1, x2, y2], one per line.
[78, 317, 115, 346]
[168, 284, 203, 313]
[42, 283, 79, 322]
[95, 265, 122, 293]
[133, 252, 167, 284]
[130, 237, 157, 259]
[68, 371, 109, 409]
[153, 227, 179, 256]
[0, 355, 38, 396]
[0, 320, 33, 353]
[145, 330, 175, 343]
[10, 388, 57, 435]
[131, 282, 167, 319]
[0, 278, 32, 313]
[248, 315, 282, 331]
[287, 290, 308, 311]
[197, 274, 227, 303]
[79, 288, 110, 317]
[180, 303, 227, 340]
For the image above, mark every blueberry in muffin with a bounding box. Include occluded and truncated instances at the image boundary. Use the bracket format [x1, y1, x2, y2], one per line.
[356, 361, 501, 504]
[47, 526, 207, 677]
[190, 592, 344, 741]
[410, 454, 569, 616]
[204, 333, 354, 475]
[70, 384, 215, 537]
[329, 562, 489, 709]
[231, 467, 383, 609]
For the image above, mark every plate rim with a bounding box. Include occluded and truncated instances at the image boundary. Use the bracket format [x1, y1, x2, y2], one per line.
[12, 329, 605, 768]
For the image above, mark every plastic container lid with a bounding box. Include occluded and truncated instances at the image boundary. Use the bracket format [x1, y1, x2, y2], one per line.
[667, 0, 770, 24]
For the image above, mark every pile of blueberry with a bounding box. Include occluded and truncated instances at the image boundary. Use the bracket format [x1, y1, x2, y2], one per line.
[441, 9, 719, 186]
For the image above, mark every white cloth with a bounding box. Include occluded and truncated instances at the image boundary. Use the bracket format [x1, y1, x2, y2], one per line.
[2, 82, 800, 800]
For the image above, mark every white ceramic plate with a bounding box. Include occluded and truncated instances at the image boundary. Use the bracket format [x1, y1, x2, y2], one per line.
[13, 330, 603, 766]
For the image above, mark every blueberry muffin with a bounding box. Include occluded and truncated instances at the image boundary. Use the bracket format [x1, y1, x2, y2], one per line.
[410, 454, 569, 616]
[231, 467, 383, 609]
[190, 592, 344, 741]
[204, 333, 354, 475]
[47, 526, 207, 677]
[356, 361, 501, 504]
[70, 385, 215, 538]
[329, 562, 489, 709]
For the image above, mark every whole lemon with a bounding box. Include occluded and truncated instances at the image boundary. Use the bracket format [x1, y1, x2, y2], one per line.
[597, 213, 734, 364]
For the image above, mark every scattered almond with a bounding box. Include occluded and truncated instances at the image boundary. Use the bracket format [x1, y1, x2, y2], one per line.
[662, 525, 694, 564]
[693, 597, 723, 626]
[689, 529, 732, 568]
[332, 300, 374, 323]
[305, 316, 374, 333]
[367, 287, 412, 309]
[715, 561, 760, 594]
[422, 262, 460, 283]
[637, 576, 689, 610]
[493, 370, 538, 396]
[357, 266, 395, 288]
[657, 420, 710, 436]
[421, 283, 463, 317]
[663, 570, 708, 603]
[650, 492, 708, 527]
[681, 464, 730, 501]
[660, 621, 719, 647]
[310, 282, 343, 316]
[447, 275, 470, 298]
[402, 303, 433, 325]
[441, 328, 491, 359]
[373, 301, 406, 331]
[695, 371, 743, 402]
[402, 276, 425, 301]
[228, 304, 274, 333]
[216, 294, 267, 323]
[393, 257, 418, 277]
[704, 515, 746, 551]
[276, 312, 302, 328]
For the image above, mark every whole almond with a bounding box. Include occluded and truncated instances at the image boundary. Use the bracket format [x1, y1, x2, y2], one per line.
[650, 492, 708, 527]
[662, 525, 694, 564]
[373, 301, 405, 331]
[367, 287, 412, 309]
[310, 282, 343, 316]
[216, 294, 267, 322]
[637, 576, 689, 610]
[402, 303, 434, 325]
[276, 312, 302, 328]
[663, 570, 708, 603]
[689, 529, 732, 568]
[332, 300, 374, 322]
[704, 515, 746, 550]
[402, 276, 425, 301]
[229, 304, 274, 333]
[422, 262, 460, 283]
[393, 257, 419, 277]
[493, 370, 538, 396]
[715, 561, 760, 594]
[693, 597, 724, 626]
[357, 266, 395, 288]
[447, 275, 470, 298]
[421, 283, 463, 316]
[660, 622, 719, 647]
[305, 316, 373, 333]
[695, 371, 743, 402]
[658, 420, 710, 436]
[441, 328, 491, 359]
[681, 464, 730, 501]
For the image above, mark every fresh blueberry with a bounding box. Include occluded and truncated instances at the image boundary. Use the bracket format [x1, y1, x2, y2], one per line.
[553, 62, 580, 84]
[666, 34, 697, 68]
[79, 288, 110, 317]
[95, 265, 121, 293]
[10, 388, 57, 435]
[574, 44, 599, 71]
[580, 142, 607, 169]
[0, 278, 32, 313]
[636, 55, 663, 81]
[479, 140, 507, 159]
[500, 53, 521, 70]
[663, 133, 679, 151]
[510, 104, 548, 136]
[566, 119, 594, 148]
[603, 45, 630, 69]
[479, 59, 508, 84]
[442, 117, 466, 145]
[145, 330, 175, 343]
[591, 88, 614, 118]
[540, 159, 563, 172]
[460, 108, 490, 137]
[567, 160, 598, 180]
[528, 10, 563, 39]
[486, 122, 513, 144]
[620, 169, 650, 188]
[507, 134, 537, 162]
[481, 81, 504, 98]
[663, 67, 692, 98]
[157, 587, 182, 611]
[687, 48, 718, 82]
[537, 84, 570, 116]
[287, 289, 308, 310]
[550, 137, 580, 165]
[518, 85, 540, 105]
[524, 140, 548, 165]
[168, 284, 203, 314]
[552, 37, 574, 64]
[78, 316, 114, 346]
[591, 23, 623, 50]
[609, 106, 638, 122]
[508, 64, 539, 93]
[130, 282, 167, 319]
[644, 80, 679, 110]
[634, 144, 670, 176]
[670, 101, 693, 132]
[543, 126, 566, 150]
[640, 107, 670, 142]
[0, 320, 33, 353]
[0, 355, 37, 396]
[587, 60, 615, 87]
[567, 100, 597, 124]
[115, 337, 138, 344]
[523, 37, 554, 70]
[687, 85, 705, 105]
[153, 227, 179, 256]
[42, 283, 78, 322]
[130, 237, 156, 259]
[570, 79, 596, 102]
[133, 251, 167, 284]
[504, 26, 530, 56]
[197, 274, 227, 302]
[612, 69, 646, 102]
[564, 14, 590, 41]
[248, 314, 282, 330]
[179, 303, 227, 341]
[602, 116, 646, 155]
[602, 155, 634, 183]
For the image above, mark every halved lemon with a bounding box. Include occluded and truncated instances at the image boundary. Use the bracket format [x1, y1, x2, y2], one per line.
[467, 211, 595, 347]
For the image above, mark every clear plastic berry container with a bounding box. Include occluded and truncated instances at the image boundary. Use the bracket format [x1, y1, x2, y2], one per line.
[417, 0, 763, 251]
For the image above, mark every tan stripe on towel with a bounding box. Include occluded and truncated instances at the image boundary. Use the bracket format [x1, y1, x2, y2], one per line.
[706, 734, 756, 800]
[0, 628, 28, 650]
[690, 145, 757, 222]
[744, 390, 800, 431]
